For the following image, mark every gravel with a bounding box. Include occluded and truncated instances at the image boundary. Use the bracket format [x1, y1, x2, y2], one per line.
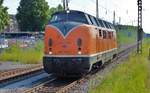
[68, 51, 131, 93]
[0, 62, 38, 71]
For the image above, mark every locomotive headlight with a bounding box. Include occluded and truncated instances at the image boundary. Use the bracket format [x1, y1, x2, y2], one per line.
[49, 51, 52, 55]
[78, 51, 82, 55]
[77, 38, 82, 55]
[66, 10, 70, 13]
[49, 47, 52, 55]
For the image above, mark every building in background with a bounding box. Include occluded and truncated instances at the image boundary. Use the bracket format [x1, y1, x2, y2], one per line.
[4, 15, 19, 32]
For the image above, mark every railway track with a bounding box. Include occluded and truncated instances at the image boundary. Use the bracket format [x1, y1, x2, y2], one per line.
[0, 64, 43, 86]
[22, 44, 137, 93]
[23, 78, 76, 93]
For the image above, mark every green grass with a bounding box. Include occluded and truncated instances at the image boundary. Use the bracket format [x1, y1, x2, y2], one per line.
[116, 25, 137, 46]
[0, 41, 43, 64]
[89, 40, 150, 93]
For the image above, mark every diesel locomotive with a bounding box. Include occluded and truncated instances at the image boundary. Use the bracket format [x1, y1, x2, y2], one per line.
[43, 10, 117, 77]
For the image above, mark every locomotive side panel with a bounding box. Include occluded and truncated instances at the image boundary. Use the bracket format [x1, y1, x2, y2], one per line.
[92, 28, 118, 64]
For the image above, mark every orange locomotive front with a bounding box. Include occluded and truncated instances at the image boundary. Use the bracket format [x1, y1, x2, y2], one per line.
[43, 10, 117, 77]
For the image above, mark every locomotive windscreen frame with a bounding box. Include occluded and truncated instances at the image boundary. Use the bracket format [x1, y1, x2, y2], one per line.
[50, 11, 88, 24]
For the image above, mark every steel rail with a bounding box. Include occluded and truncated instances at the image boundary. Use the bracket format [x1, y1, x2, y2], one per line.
[0, 64, 43, 83]
[22, 44, 137, 93]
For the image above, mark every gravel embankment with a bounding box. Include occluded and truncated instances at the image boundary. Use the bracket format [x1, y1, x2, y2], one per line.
[68, 51, 132, 93]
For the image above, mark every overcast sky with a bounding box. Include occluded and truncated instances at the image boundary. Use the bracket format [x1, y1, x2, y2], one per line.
[3, 0, 150, 33]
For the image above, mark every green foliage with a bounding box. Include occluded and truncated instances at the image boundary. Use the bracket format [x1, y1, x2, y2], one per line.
[49, 7, 56, 19]
[89, 41, 150, 93]
[57, 4, 64, 11]
[16, 0, 50, 31]
[0, 41, 43, 64]
[49, 4, 64, 19]
[0, 0, 10, 32]
[116, 25, 137, 46]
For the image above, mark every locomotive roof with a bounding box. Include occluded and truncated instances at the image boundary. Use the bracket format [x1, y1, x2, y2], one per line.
[52, 10, 84, 15]
[51, 10, 115, 30]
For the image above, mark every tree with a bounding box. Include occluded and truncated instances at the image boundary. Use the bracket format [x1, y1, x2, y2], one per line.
[0, 0, 9, 32]
[49, 4, 64, 19]
[16, 0, 49, 31]
[49, 7, 56, 19]
[57, 4, 64, 12]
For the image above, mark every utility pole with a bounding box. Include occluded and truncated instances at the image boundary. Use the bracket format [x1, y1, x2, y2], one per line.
[96, 0, 99, 18]
[119, 17, 121, 24]
[66, 0, 69, 10]
[137, 0, 143, 53]
[113, 11, 116, 25]
[63, 0, 66, 10]
[62, 0, 69, 10]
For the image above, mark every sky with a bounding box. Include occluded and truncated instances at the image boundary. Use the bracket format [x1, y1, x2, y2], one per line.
[3, 0, 150, 33]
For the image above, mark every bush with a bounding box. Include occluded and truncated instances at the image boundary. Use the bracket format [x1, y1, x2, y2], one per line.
[89, 40, 150, 93]
[0, 41, 43, 64]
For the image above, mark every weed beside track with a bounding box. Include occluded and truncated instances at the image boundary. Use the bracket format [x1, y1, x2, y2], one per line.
[90, 42, 150, 93]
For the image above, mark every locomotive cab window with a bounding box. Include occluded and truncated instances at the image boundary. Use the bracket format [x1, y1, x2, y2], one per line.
[85, 14, 92, 25]
[108, 23, 112, 29]
[103, 31, 107, 39]
[98, 19, 105, 28]
[103, 21, 110, 29]
[50, 11, 88, 24]
[94, 18, 100, 26]
[108, 32, 112, 39]
[99, 30, 102, 37]
[88, 15, 94, 25]
[90, 16, 98, 26]
[96, 19, 101, 27]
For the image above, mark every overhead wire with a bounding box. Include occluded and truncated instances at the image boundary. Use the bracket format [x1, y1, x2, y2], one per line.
[49, 0, 137, 26]
[89, 0, 137, 25]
